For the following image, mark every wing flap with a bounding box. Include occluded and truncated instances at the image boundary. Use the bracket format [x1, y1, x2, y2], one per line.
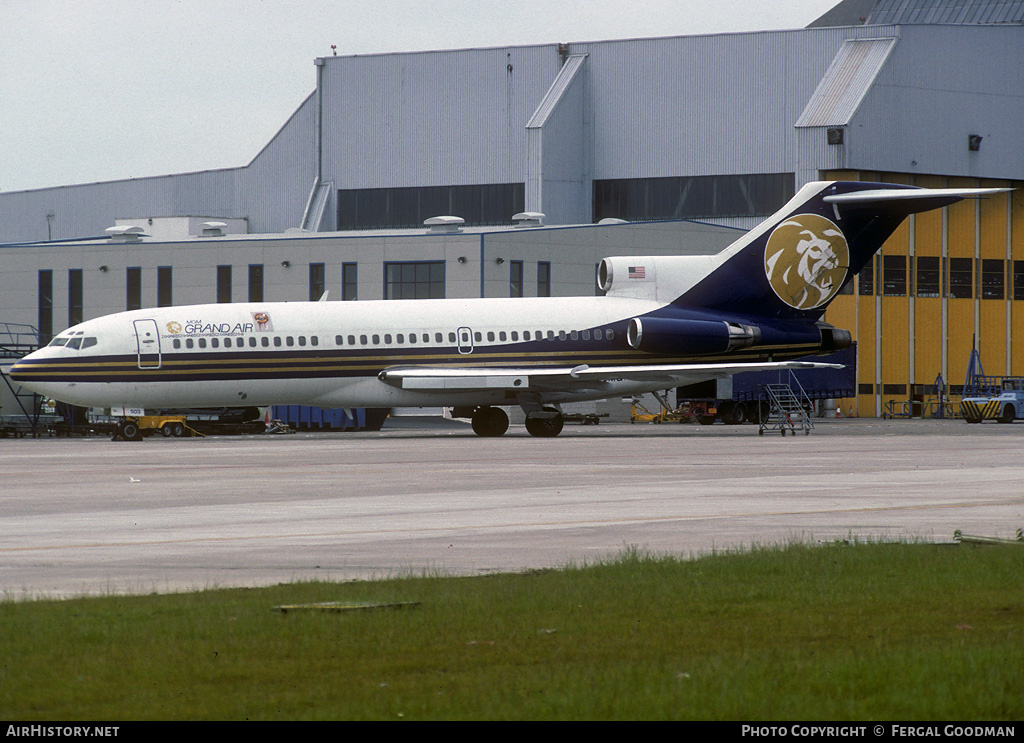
[378, 361, 842, 393]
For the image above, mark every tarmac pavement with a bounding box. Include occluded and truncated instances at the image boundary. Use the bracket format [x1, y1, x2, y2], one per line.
[1, 417, 1022, 599]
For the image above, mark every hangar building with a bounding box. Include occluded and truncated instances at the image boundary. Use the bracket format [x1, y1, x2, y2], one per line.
[2, 0, 1023, 418]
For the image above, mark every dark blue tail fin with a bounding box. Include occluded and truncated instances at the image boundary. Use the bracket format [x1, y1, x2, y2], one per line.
[673, 180, 1008, 321]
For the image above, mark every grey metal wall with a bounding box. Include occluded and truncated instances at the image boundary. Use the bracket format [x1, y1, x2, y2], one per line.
[0, 93, 317, 244]
[2, 21, 1022, 246]
[318, 45, 560, 190]
[847, 24, 1024, 180]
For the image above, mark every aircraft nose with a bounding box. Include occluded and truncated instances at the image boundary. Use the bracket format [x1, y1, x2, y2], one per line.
[8, 350, 41, 381]
[8, 358, 29, 381]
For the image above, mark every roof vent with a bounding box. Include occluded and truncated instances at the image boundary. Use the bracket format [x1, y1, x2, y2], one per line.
[512, 212, 544, 228]
[424, 215, 465, 234]
[105, 225, 145, 243]
[199, 221, 228, 237]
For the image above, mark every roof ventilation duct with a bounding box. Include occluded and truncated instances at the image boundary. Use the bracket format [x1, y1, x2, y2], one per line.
[199, 221, 228, 237]
[105, 225, 145, 243]
[424, 215, 465, 234]
[511, 211, 544, 228]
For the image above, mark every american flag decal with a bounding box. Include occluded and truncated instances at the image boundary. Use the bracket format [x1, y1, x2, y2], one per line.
[628, 265, 646, 279]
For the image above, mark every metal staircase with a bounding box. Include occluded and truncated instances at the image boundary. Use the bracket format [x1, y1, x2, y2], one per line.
[0, 322, 43, 435]
[759, 372, 814, 436]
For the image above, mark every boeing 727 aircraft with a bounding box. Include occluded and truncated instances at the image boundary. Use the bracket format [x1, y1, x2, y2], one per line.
[10, 180, 1007, 437]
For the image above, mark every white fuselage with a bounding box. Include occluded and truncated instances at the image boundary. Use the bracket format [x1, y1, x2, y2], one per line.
[13, 294, 678, 410]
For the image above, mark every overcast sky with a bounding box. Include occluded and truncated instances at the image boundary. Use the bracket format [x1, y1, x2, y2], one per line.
[0, 0, 842, 193]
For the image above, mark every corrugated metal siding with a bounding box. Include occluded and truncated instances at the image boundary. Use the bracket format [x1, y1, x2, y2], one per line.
[526, 54, 588, 128]
[0, 169, 242, 243]
[583, 26, 896, 180]
[2, 20, 1022, 244]
[795, 37, 898, 127]
[319, 45, 559, 190]
[0, 94, 318, 242]
[238, 92, 317, 232]
[868, 0, 1024, 25]
[844, 25, 1024, 180]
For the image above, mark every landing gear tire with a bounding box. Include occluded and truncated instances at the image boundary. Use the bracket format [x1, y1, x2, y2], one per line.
[471, 407, 509, 437]
[525, 411, 564, 438]
[119, 421, 143, 442]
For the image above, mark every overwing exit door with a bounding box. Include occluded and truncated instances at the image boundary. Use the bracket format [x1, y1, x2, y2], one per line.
[457, 326, 474, 354]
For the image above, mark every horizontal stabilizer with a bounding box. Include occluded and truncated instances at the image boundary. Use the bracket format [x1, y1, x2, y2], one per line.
[823, 186, 1012, 218]
[823, 187, 1010, 205]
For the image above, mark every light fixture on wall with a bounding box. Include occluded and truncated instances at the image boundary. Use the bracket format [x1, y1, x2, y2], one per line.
[281, 260, 291, 267]
[457, 256, 467, 264]
[98, 265, 108, 272]
[495, 257, 504, 264]
[968, 134, 982, 152]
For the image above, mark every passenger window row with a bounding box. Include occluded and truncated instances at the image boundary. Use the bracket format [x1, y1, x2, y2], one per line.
[169, 328, 616, 350]
[171, 335, 321, 350]
[331, 328, 615, 346]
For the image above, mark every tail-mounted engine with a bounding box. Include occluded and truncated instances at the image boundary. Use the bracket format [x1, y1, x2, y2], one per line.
[627, 317, 761, 355]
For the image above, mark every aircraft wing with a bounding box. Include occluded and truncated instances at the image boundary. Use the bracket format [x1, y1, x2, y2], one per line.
[378, 360, 842, 392]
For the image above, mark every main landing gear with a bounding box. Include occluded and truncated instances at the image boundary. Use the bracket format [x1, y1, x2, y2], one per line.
[466, 406, 565, 437]
[524, 408, 564, 437]
[470, 406, 509, 437]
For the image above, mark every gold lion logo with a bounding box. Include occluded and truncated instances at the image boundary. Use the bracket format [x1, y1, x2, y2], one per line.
[764, 214, 849, 310]
[166, 321, 182, 334]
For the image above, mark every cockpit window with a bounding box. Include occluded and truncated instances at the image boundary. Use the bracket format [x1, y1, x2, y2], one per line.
[52, 335, 98, 350]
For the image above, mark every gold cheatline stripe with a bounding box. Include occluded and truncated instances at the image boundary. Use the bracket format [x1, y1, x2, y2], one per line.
[20, 339, 821, 372]
[20, 342, 823, 378]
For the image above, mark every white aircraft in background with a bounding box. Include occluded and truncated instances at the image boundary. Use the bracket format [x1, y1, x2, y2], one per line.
[11, 180, 1007, 438]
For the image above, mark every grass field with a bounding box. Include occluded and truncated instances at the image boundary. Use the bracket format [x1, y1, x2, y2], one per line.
[2, 542, 1022, 720]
